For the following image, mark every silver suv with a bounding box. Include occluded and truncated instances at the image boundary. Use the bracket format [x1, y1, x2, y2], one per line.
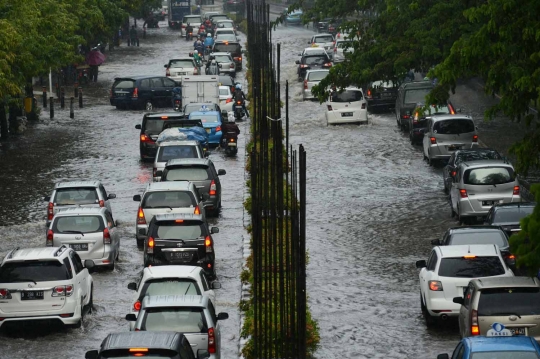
[47, 207, 120, 270]
[133, 181, 206, 247]
[450, 160, 521, 224]
[454, 277, 540, 340]
[208, 52, 236, 77]
[153, 140, 207, 182]
[44, 181, 116, 225]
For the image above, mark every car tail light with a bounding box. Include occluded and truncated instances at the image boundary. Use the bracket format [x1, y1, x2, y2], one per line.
[210, 180, 217, 195]
[460, 189, 468, 198]
[208, 327, 216, 353]
[304, 80, 308, 89]
[451, 171, 456, 177]
[48, 202, 54, 221]
[367, 89, 371, 98]
[216, 126, 221, 133]
[333, 47, 337, 53]
[99, 200, 105, 207]
[230, 137, 235, 142]
[166, 68, 170, 76]
[132, 87, 138, 98]
[140, 134, 154, 143]
[300, 64, 308, 68]
[52, 285, 74, 297]
[182, 24, 186, 28]
[471, 309, 479, 335]
[430, 137, 436, 144]
[133, 300, 142, 311]
[513, 186, 520, 195]
[0, 289, 12, 299]
[205, 236, 213, 253]
[226, 98, 232, 103]
[472, 134, 478, 142]
[103, 228, 111, 244]
[194, 205, 201, 215]
[65, 285, 74, 296]
[361, 103, 366, 109]
[137, 207, 146, 224]
[230, 63, 234, 69]
[449, 105, 455, 115]
[402, 114, 410, 119]
[46, 229, 54, 246]
[323, 62, 332, 67]
[428, 280, 443, 291]
[147, 237, 154, 254]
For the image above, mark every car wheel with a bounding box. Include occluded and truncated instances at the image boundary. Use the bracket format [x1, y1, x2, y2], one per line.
[409, 131, 414, 145]
[421, 294, 437, 327]
[457, 204, 465, 224]
[145, 101, 153, 111]
[86, 285, 94, 314]
[427, 155, 433, 166]
[137, 238, 144, 249]
[444, 183, 449, 195]
[450, 201, 456, 218]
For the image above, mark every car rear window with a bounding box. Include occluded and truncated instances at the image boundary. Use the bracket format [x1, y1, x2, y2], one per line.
[142, 191, 195, 209]
[215, 34, 237, 42]
[143, 119, 166, 134]
[217, 21, 233, 28]
[438, 257, 505, 277]
[493, 207, 534, 224]
[158, 145, 199, 162]
[53, 215, 104, 233]
[331, 90, 363, 103]
[219, 88, 230, 96]
[464, 167, 515, 185]
[304, 56, 328, 65]
[189, 114, 219, 123]
[448, 232, 508, 248]
[314, 35, 333, 43]
[433, 119, 475, 134]
[213, 55, 232, 63]
[404, 88, 431, 104]
[336, 41, 352, 49]
[142, 307, 207, 332]
[213, 43, 241, 53]
[113, 80, 135, 89]
[101, 350, 177, 359]
[156, 221, 205, 239]
[216, 29, 234, 35]
[164, 167, 210, 181]
[211, 15, 228, 22]
[371, 80, 394, 88]
[307, 71, 329, 81]
[183, 15, 201, 23]
[421, 104, 451, 116]
[140, 278, 201, 299]
[478, 287, 540, 316]
[0, 261, 71, 282]
[54, 188, 99, 205]
[471, 353, 539, 359]
[169, 60, 194, 68]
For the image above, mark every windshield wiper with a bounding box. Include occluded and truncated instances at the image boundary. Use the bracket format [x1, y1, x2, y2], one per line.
[61, 230, 85, 236]
[14, 278, 37, 285]
[184, 283, 193, 295]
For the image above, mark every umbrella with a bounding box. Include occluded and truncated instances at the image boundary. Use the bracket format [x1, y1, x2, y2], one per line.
[86, 50, 106, 66]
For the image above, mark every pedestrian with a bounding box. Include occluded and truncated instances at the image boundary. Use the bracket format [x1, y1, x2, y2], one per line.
[89, 64, 98, 82]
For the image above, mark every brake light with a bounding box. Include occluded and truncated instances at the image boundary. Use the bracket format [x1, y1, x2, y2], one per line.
[205, 236, 212, 253]
[507, 254, 516, 260]
[48, 202, 54, 221]
[327, 105, 332, 111]
[472, 134, 478, 142]
[428, 281, 443, 291]
[140, 134, 154, 143]
[133, 87, 139, 98]
[367, 89, 371, 98]
[226, 98, 232, 103]
[430, 137, 436, 144]
[471, 309, 479, 335]
[323, 62, 332, 67]
[99, 200, 104, 207]
[175, 219, 184, 223]
[133, 300, 142, 311]
[0, 289, 11, 299]
[137, 207, 146, 224]
[460, 189, 468, 198]
[194, 205, 201, 215]
[210, 180, 217, 195]
[148, 237, 154, 254]
[304, 80, 308, 90]
[236, 101, 242, 105]
[129, 348, 149, 353]
[52, 285, 74, 297]
[300, 64, 308, 68]
[463, 255, 476, 259]
[208, 327, 216, 353]
[513, 186, 520, 195]
[449, 105, 455, 115]
[230, 63, 234, 69]
[166, 68, 170, 76]
[216, 125, 221, 132]
[229, 137, 235, 142]
[402, 115, 410, 119]
[46, 229, 54, 246]
[451, 171, 456, 177]
[103, 228, 111, 244]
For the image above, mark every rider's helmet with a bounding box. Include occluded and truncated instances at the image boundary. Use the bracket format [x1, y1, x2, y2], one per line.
[187, 23, 190, 26]
[228, 112, 236, 123]
[236, 84, 242, 90]
[194, 50, 198, 54]
[207, 33, 212, 37]
[211, 59, 217, 64]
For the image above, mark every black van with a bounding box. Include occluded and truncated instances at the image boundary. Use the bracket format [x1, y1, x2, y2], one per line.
[212, 41, 243, 70]
[135, 113, 204, 160]
[110, 75, 179, 111]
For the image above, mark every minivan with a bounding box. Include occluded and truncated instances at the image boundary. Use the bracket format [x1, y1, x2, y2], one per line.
[110, 76, 179, 110]
[395, 80, 434, 130]
[325, 87, 368, 125]
[153, 141, 207, 182]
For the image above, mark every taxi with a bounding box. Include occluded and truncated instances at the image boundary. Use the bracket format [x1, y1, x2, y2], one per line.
[437, 323, 540, 359]
[188, 108, 222, 145]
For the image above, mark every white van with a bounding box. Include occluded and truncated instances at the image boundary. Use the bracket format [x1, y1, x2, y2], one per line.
[325, 87, 368, 125]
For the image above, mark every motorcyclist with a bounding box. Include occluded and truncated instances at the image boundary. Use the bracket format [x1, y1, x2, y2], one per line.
[204, 33, 214, 50]
[206, 59, 219, 75]
[193, 50, 203, 74]
[171, 86, 182, 109]
[199, 24, 206, 35]
[221, 112, 240, 148]
[194, 38, 205, 59]
[233, 84, 249, 117]
[185, 23, 193, 38]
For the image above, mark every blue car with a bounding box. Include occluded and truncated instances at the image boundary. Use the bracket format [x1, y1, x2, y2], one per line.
[285, 10, 303, 26]
[188, 110, 222, 145]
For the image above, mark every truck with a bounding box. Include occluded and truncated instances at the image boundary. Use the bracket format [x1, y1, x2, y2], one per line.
[181, 75, 220, 107]
[168, 0, 191, 29]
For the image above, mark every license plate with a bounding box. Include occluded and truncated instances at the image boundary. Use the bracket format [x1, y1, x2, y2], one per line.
[228, 143, 237, 147]
[115, 92, 126, 97]
[168, 252, 193, 261]
[381, 92, 393, 97]
[21, 291, 44, 300]
[235, 106, 243, 109]
[205, 128, 211, 133]
[70, 243, 88, 251]
[510, 328, 526, 336]
[448, 145, 461, 151]
[482, 200, 496, 206]
[341, 112, 353, 117]
[177, 72, 186, 75]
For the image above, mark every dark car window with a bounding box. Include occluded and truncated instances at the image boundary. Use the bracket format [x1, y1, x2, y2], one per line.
[113, 80, 135, 89]
[456, 150, 502, 165]
[53, 215, 105, 233]
[403, 88, 431, 104]
[303, 56, 328, 65]
[140, 79, 150, 88]
[331, 90, 363, 103]
[142, 191, 195, 208]
[478, 288, 540, 316]
[141, 307, 207, 333]
[143, 119, 166, 134]
[170, 60, 195, 68]
[0, 261, 71, 282]
[433, 119, 475, 134]
[101, 349, 178, 358]
[164, 167, 210, 181]
[471, 353, 539, 359]
[184, 103, 219, 115]
[151, 78, 164, 88]
[314, 35, 333, 43]
[464, 167, 515, 185]
[155, 220, 206, 239]
[54, 188, 99, 205]
[427, 251, 438, 271]
[307, 71, 329, 81]
[158, 146, 199, 161]
[213, 43, 241, 54]
[163, 78, 177, 88]
[493, 207, 534, 224]
[213, 55, 232, 63]
[438, 257, 505, 277]
[336, 41, 352, 49]
[448, 232, 508, 248]
[140, 278, 201, 299]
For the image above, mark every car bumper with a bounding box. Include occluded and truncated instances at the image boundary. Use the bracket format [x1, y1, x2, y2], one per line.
[219, 69, 236, 76]
[110, 98, 139, 108]
[425, 298, 461, 317]
[204, 197, 219, 210]
[303, 89, 314, 99]
[458, 196, 522, 218]
[140, 143, 158, 159]
[326, 111, 368, 124]
[83, 247, 116, 267]
[0, 300, 79, 327]
[427, 143, 479, 160]
[208, 132, 222, 144]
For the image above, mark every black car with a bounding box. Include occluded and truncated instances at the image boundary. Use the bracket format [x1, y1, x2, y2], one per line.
[395, 80, 434, 130]
[408, 101, 456, 145]
[85, 331, 208, 359]
[212, 40, 243, 70]
[365, 80, 399, 113]
[143, 213, 219, 279]
[135, 113, 204, 160]
[110, 76, 179, 111]
[484, 202, 536, 237]
[315, 18, 332, 33]
[295, 54, 332, 81]
[430, 226, 515, 267]
[442, 148, 502, 194]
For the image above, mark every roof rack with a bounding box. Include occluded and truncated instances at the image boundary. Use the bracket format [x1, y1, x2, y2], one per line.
[54, 245, 68, 257]
[6, 247, 20, 260]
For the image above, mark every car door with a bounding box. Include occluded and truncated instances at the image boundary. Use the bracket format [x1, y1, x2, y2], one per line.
[150, 78, 166, 105]
[422, 119, 432, 158]
[420, 250, 436, 297]
[105, 210, 119, 253]
[69, 251, 89, 305]
[459, 284, 474, 338]
[139, 78, 151, 103]
[162, 77, 177, 106]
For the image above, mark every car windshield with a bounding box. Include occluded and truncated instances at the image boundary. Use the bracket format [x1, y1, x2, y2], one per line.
[433, 119, 475, 134]
[404, 88, 431, 104]
[190, 114, 220, 123]
[54, 188, 99, 205]
[169, 60, 194, 68]
[449, 232, 508, 248]
[493, 207, 535, 224]
[421, 104, 451, 115]
[219, 88, 230, 96]
[142, 307, 207, 333]
[142, 191, 194, 209]
[457, 150, 502, 164]
[314, 35, 333, 43]
[438, 257, 505, 277]
[464, 167, 515, 185]
[471, 353, 539, 359]
[0, 261, 71, 282]
[156, 222, 205, 239]
[336, 41, 352, 49]
[331, 90, 363, 103]
[213, 55, 231, 63]
[307, 71, 329, 81]
[304, 56, 328, 65]
[165, 167, 210, 181]
[141, 279, 201, 298]
[158, 146, 198, 161]
[53, 215, 104, 233]
[477, 287, 540, 316]
[183, 16, 201, 23]
[113, 80, 135, 89]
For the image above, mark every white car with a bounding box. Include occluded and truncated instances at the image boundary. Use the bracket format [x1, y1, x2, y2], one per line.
[214, 28, 235, 38]
[303, 69, 329, 100]
[165, 58, 198, 82]
[218, 85, 233, 112]
[299, 47, 330, 58]
[126, 265, 221, 330]
[333, 39, 354, 63]
[308, 34, 335, 54]
[325, 87, 368, 125]
[181, 15, 202, 36]
[0, 246, 94, 328]
[416, 244, 513, 326]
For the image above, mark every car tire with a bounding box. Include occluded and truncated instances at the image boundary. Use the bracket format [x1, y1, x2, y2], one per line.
[421, 293, 437, 327]
[71, 301, 85, 329]
[450, 201, 456, 218]
[145, 101, 153, 111]
[137, 238, 144, 248]
[86, 285, 94, 314]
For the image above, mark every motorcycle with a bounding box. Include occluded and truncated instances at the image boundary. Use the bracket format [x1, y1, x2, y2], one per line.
[222, 131, 238, 156]
[186, 32, 193, 41]
[234, 100, 246, 121]
[172, 87, 182, 111]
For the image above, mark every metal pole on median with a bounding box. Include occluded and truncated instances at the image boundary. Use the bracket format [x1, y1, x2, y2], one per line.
[74, 83, 79, 98]
[42, 87, 47, 108]
[78, 87, 83, 108]
[70, 97, 74, 119]
[48, 68, 53, 97]
[49, 97, 54, 119]
[60, 87, 65, 109]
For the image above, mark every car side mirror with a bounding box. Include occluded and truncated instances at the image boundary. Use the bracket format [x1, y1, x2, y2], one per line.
[211, 227, 219, 234]
[211, 281, 222, 289]
[437, 355, 450, 359]
[84, 260, 95, 272]
[453, 297, 464, 305]
[217, 312, 229, 321]
[125, 313, 137, 321]
[44, 195, 51, 202]
[430, 239, 439, 246]
[127, 282, 137, 291]
[164, 64, 168, 68]
[218, 169, 226, 175]
[108, 193, 116, 200]
[156, 170, 163, 177]
[205, 151, 210, 157]
[415, 260, 426, 268]
[218, 64, 222, 68]
[135, 124, 142, 129]
[133, 195, 142, 202]
[85, 350, 99, 359]
[197, 349, 210, 359]
[295, 60, 300, 64]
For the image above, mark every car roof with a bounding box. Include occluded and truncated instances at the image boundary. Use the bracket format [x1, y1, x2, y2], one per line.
[189, 111, 220, 116]
[211, 52, 233, 57]
[492, 202, 536, 210]
[459, 159, 513, 169]
[429, 115, 472, 122]
[219, 85, 230, 90]
[437, 244, 500, 257]
[471, 276, 540, 290]
[401, 80, 433, 89]
[141, 295, 208, 308]
[165, 158, 211, 167]
[448, 226, 505, 234]
[5, 247, 69, 262]
[54, 181, 100, 189]
[306, 69, 330, 74]
[169, 58, 194, 62]
[145, 181, 192, 191]
[154, 213, 205, 222]
[144, 265, 201, 278]
[101, 332, 183, 351]
[465, 336, 539, 353]
[159, 140, 201, 147]
[115, 76, 162, 81]
[53, 207, 107, 216]
[215, 19, 233, 23]
[455, 148, 498, 155]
